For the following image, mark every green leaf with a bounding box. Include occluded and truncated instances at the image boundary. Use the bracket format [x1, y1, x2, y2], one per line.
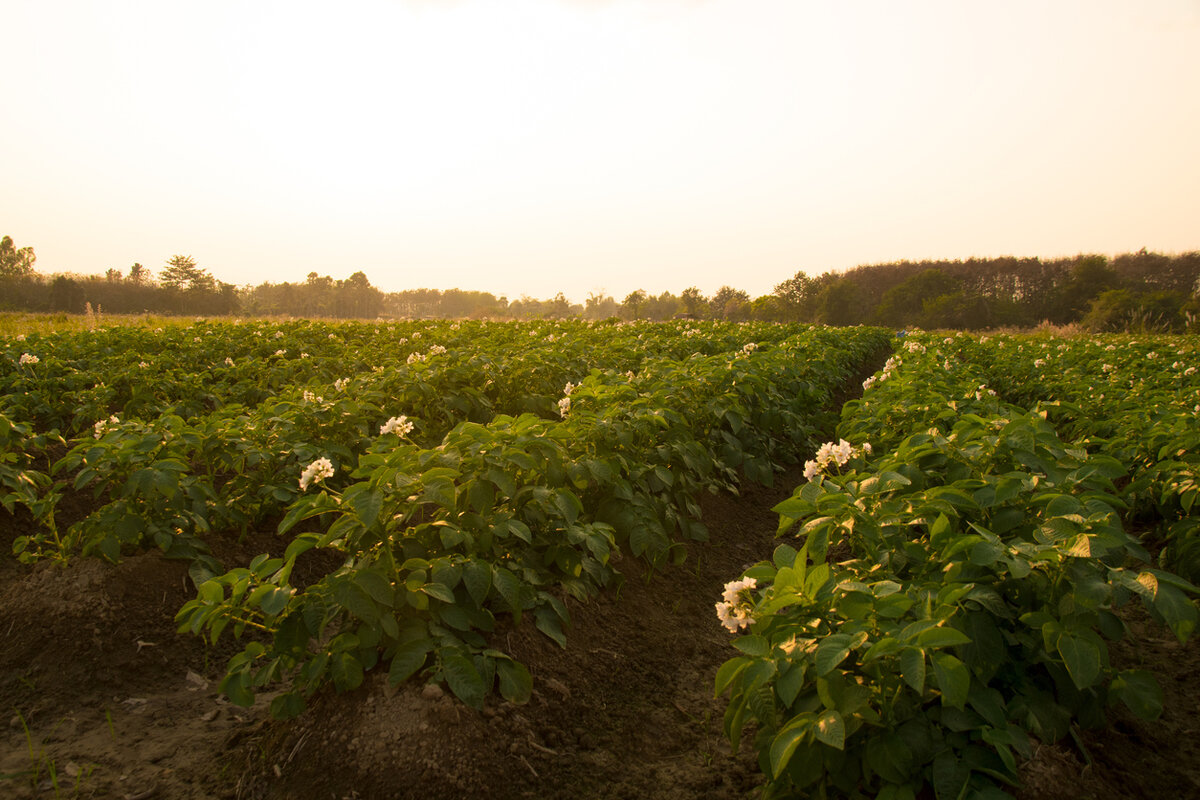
[916, 626, 972, 650]
[354, 570, 395, 607]
[814, 710, 845, 750]
[496, 658, 533, 704]
[442, 649, 486, 709]
[462, 560, 492, 606]
[814, 634, 853, 676]
[1056, 631, 1102, 690]
[769, 717, 812, 777]
[330, 651, 364, 691]
[714, 657, 750, 698]
[732, 635, 769, 657]
[492, 567, 523, 616]
[388, 639, 432, 686]
[1110, 669, 1163, 720]
[421, 582, 456, 603]
[348, 485, 383, 530]
[220, 671, 255, 707]
[930, 652, 970, 708]
[900, 647, 925, 694]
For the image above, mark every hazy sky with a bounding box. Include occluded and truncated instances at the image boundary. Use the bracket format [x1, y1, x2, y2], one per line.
[3, 0, 1198, 303]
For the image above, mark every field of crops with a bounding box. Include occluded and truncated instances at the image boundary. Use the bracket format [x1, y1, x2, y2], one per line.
[1, 319, 1198, 799]
[716, 330, 1200, 800]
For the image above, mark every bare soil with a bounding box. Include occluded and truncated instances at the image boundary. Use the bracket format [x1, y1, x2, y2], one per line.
[3, 473, 1200, 800]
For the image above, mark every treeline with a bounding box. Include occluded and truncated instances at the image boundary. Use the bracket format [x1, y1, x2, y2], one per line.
[778, 250, 1200, 331]
[2, 234, 1198, 331]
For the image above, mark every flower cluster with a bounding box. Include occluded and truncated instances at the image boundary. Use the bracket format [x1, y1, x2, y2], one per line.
[302, 390, 324, 404]
[18, 352, 39, 365]
[742, 342, 758, 354]
[803, 438, 871, 481]
[93, 415, 120, 439]
[334, 377, 350, 391]
[407, 352, 425, 365]
[862, 355, 902, 391]
[973, 385, 997, 401]
[380, 415, 414, 436]
[557, 396, 571, 417]
[299, 457, 335, 491]
[428, 344, 447, 356]
[715, 577, 757, 633]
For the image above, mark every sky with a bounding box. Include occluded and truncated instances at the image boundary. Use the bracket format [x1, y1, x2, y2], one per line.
[3, 0, 1199, 304]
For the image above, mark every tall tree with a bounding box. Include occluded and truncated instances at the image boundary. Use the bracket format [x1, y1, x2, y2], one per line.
[0, 235, 36, 278]
[160, 255, 215, 292]
[680, 286, 706, 318]
[622, 290, 647, 320]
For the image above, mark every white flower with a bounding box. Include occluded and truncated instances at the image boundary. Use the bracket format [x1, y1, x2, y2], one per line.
[301, 352, 310, 359]
[380, 415, 414, 436]
[407, 352, 425, 365]
[224, 357, 234, 367]
[563, 381, 577, 396]
[742, 342, 758, 354]
[302, 390, 323, 404]
[93, 415, 120, 439]
[1148, 351, 1158, 360]
[274, 331, 284, 339]
[193, 336, 202, 343]
[274, 349, 287, 357]
[1187, 367, 1197, 377]
[16, 334, 25, 341]
[18, 353, 39, 365]
[715, 577, 758, 633]
[428, 344, 446, 356]
[803, 459, 821, 481]
[139, 361, 149, 369]
[1033, 358, 1046, 368]
[299, 457, 335, 490]
[557, 396, 571, 417]
[335, 377, 350, 391]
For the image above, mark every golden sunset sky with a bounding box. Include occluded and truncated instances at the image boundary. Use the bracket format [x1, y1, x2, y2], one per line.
[3, 0, 1198, 302]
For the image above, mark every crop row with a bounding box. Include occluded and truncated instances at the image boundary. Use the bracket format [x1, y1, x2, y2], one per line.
[717, 331, 1198, 800]
[2, 320, 891, 716]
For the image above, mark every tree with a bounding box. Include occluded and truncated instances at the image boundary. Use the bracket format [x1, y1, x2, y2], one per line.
[128, 263, 149, 285]
[584, 291, 619, 320]
[160, 255, 216, 292]
[621, 290, 647, 320]
[106, 268, 123, 283]
[0, 235, 36, 278]
[873, 268, 960, 328]
[709, 286, 751, 320]
[680, 286, 706, 318]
